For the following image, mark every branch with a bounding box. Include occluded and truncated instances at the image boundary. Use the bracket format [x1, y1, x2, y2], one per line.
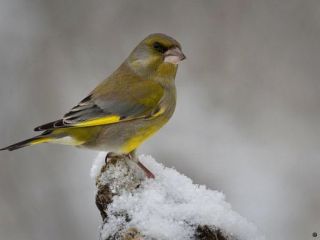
[91, 153, 264, 240]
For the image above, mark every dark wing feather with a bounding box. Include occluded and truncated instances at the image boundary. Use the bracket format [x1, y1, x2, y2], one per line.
[34, 79, 164, 131]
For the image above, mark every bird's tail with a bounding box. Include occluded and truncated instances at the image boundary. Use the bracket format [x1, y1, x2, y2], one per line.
[0, 133, 52, 151]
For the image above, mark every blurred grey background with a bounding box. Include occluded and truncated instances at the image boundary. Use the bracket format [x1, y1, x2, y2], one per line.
[0, 0, 319, 239]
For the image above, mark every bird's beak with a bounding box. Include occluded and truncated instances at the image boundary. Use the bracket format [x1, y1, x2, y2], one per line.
[164, 47, 186, 64]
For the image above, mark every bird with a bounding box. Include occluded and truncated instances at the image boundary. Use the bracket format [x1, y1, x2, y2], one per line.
[0, 33, 186, 178]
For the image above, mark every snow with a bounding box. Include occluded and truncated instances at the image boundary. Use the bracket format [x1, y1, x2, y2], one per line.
[92, 153, 265, 240]
[90, 151, 106, 179]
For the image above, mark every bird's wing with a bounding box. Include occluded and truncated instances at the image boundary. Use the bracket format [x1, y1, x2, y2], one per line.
[34, 80, 164, 131]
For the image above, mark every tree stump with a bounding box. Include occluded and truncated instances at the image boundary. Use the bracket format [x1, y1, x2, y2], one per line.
[93, 153, 262, 240]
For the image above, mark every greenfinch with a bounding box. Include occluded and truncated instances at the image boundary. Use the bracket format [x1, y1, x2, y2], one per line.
[1, 33, 185, 176]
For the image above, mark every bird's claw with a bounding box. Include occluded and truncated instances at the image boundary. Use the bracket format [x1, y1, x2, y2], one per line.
[105, 152, 155, 179]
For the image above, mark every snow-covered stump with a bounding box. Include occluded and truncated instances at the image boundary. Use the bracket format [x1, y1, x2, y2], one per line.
[91, 153, 264, 240]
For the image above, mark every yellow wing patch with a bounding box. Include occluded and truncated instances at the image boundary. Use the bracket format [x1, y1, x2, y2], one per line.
[151, 107, 165, 118]
[72, 106, 164, 128]
[73, 115, 121, 127]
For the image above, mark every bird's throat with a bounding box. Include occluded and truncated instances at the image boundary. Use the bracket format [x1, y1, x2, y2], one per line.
[154, 63, 178, 86]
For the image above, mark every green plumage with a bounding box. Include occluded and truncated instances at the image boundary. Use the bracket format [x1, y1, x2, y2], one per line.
[1, 33, 185, 153]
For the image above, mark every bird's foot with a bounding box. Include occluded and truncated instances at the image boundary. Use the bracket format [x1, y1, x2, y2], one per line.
[105, 152, 125, 164]
[136, 160, 155, 179]
[105, 152, 155, 179]
[127, 151, 155, 179]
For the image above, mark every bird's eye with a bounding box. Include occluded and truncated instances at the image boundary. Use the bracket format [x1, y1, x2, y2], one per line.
[153, 42, 168, 53]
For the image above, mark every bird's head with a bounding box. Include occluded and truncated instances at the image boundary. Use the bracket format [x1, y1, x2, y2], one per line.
[126, 33, 186, 80]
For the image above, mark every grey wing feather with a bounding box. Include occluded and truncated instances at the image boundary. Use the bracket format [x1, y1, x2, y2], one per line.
[34, 94, 150, 131]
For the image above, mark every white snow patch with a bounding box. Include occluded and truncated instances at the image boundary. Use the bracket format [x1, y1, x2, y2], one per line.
[90, 151, 107, 179]
[93, 153, 265, 240]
